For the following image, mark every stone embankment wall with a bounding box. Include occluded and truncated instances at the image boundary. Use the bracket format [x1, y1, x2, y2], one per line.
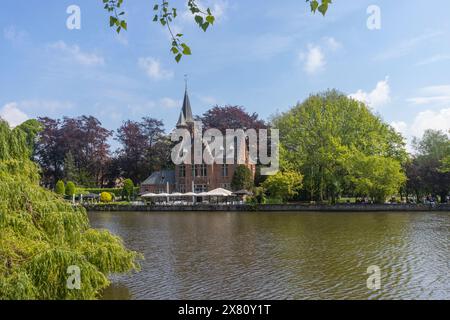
[85, 203, 450, 212]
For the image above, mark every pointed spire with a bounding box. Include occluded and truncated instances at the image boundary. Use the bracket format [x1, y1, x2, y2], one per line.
[177, 80, 194, 128]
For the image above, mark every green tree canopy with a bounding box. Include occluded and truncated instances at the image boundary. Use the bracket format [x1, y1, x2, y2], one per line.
[262, 170, 304, 202]
[272, 90, 407, 203]
[122, 179, 135, 201]
[65, 181, 76, 197]
[345, 151, 406, 203]
[406, 130, 450, 202]
[55, 180, 66, 196]
[0, 119, 140, 299]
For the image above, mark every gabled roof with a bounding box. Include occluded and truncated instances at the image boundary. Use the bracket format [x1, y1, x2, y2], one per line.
[176, 89, 194, 127]
[141, 170, 176, 186]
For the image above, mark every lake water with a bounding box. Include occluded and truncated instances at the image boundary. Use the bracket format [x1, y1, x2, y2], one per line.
[88, 211, 449, 300]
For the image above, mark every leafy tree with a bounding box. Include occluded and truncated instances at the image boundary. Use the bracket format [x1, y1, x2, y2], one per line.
[116, 117, 170, 184]
[34, 117, 65, 187]
[262, 170, 303, 202]
[442, 156, 450, 173]
[55, 180, 65, 196]
[122, 179, 135, 201]
[345, 152, 406, 203]
[102, 0, 332, 62]
[65, 181, 76, 197]
[0, 119, 140, 299]
[407, 130, 450, 202]
[272, 90, 407, 203]
[63, 151, 77, 183]
[35, 116, 112, 188]
[61, 116, 112, 187]
[231, 165, 254, 191]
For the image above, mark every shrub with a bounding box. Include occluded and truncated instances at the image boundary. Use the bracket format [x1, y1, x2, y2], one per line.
[100, 192, 113, 203]
[55, 180, 65, 196]
[122, 179, 134, 201]
[84, 188, 122, 197]
[65, 181, 76, 197]
[262, 170, 303, 202]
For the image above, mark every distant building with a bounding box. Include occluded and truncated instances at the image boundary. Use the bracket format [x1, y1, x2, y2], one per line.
[140, 87, 255, 194]
[140, 170, 175, 194]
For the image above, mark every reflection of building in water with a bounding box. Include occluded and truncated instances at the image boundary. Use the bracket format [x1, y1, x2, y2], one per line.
[141, 87, 255, 194]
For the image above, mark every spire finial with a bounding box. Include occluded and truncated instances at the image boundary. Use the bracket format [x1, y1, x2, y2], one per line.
[184, 74, 188, 92]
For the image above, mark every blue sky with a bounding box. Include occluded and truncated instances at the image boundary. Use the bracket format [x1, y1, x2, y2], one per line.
[1, 0, 450, 150]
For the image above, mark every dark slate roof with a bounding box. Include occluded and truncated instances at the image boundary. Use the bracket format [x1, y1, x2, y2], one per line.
[141, 170, 176, 186]
[176, 89, 194, 127]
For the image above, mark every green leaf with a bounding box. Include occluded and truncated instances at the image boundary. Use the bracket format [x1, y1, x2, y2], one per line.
[206, 15, 215, 25]
[201, 22, 209, 32]
[194, 15, 204, 25]
[181, 43, 191, 55]
[120, 20, 127, 30]
[110, 16, 118, 27]
[310, 0, 319, 13]
[318, 3, 328, 16]
[175, 53, 183, 63]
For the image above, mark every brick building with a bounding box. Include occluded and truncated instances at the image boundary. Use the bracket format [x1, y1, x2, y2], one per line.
[141, 88, 256, 194]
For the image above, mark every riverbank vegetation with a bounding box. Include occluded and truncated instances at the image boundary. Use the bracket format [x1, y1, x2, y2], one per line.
[0, 120, 140, 299]
[12, 89, 450, 206]
[270, 90, 408, 204]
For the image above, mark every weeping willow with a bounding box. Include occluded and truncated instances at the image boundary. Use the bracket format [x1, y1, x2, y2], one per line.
[0, 119, 141, 300]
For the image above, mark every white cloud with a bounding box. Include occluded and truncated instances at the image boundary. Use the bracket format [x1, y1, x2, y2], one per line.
[160, 98, 181, 109]
[410, 108, 450, 137]
[138, 57, 174, 80]
[416, 54, 450, 66]
[407, 85, 450, 106]
[0, 103, 29, 128]
[349, 77, 391, 110]
[390, 109, 450, 152]
[299, 44, 326, 75]
[49, 41, 104, 66]
[391, 121, 408, 137]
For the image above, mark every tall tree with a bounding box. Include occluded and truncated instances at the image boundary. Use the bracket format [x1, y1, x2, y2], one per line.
[0, 119, 139, 299]
[35, 116, 112, 187]
[407, 130, 450, 202]
[34, 117, 64, 187]
[272, 90, 407, 203]
[115, 117, 171, 184]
